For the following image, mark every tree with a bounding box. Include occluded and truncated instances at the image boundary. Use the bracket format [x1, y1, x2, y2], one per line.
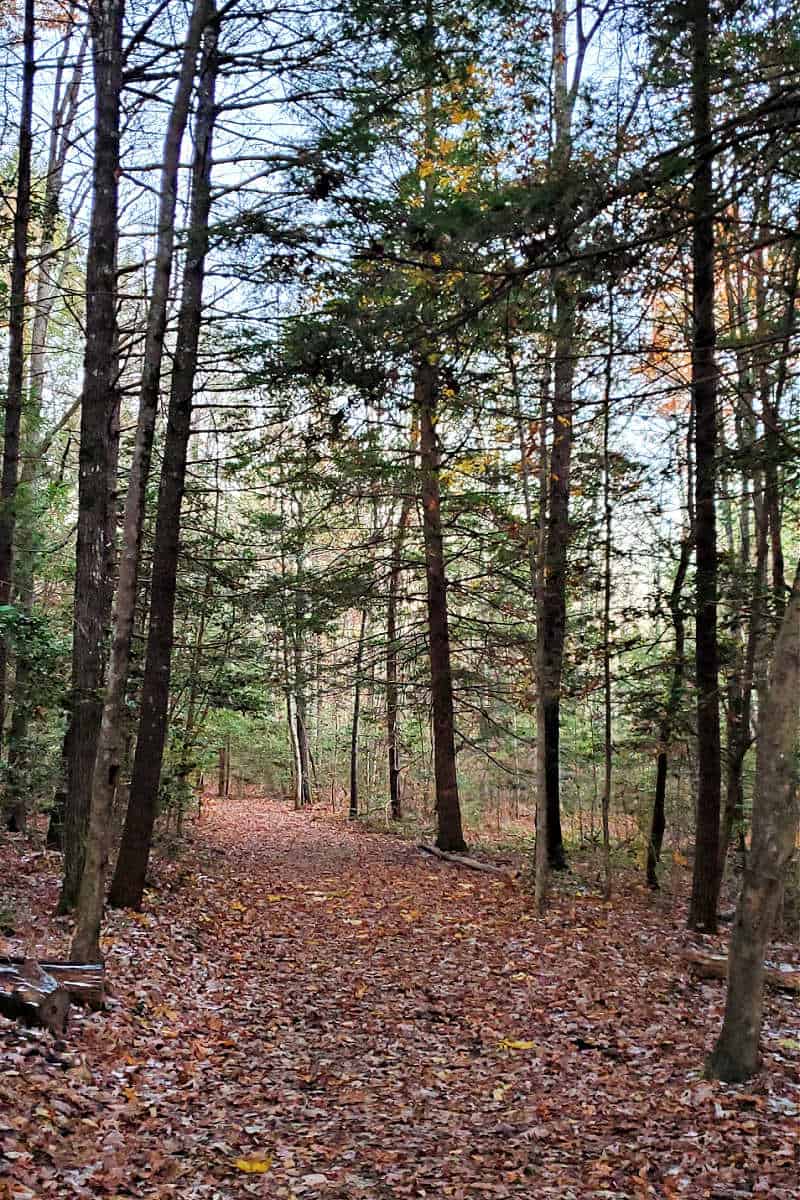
[706, 560, 800, 1082]
[59, 0, 125, 912]
[686, 0, 722, 933]
[0, 0, 35, 744]
[70, 0, 210, 956]
[105, 2, 220, 918]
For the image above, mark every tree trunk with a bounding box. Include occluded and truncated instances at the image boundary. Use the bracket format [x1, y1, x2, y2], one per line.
[647, 532, 692, 888]
[295, 701, 312, 808]
[417, 357, 465, 853]
[349, 608, 368, 820]
[386, 451, 415, 821]
[600, 287, 614, 898]
[719, 491, 765, 875]
[218, 745, 226, 797]
[71, 0, 210, 961]
[59, 0, 125, 913]
[4, 558, 35, 833]
[538, 0, 580, 873]
[106, 10, 219, 916]
[11, 22, 87, 840]
[687, 0, 721, 933]
[0, 0, 35, 743]
[707, 561, 800, 1081]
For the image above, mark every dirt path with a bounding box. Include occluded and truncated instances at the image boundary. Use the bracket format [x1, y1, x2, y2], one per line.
[1, 797, 799, 1198]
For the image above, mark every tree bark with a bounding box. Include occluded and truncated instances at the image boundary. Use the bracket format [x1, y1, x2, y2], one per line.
[687, 0, 722, 933]
[0, 0, 35, 743]
[59, 0, 125, 913]
[707, 561, 800, 1081]
[106, 8, 219, 916]
[10, 20, 88, 838]
[647, 532, 692, 888]
[386, 443, 415, 821]
[600, 287, 614, 898]
[538, 0, 584, 873]
[417, 357, 465, 853]
[71, 0, 210, 961]
[292, 530, 312, 808]
[349, 607, 368, 820]
[294, 701, 312, 808]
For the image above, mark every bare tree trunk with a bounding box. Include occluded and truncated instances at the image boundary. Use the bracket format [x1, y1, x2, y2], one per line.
[349, 608, 368, 820]
[0, 0, 35, 744]
[647, 533, 692, 887]
[687, 0, 722, 934]
[534, 348, 551, 911]
[59, 0, 125, 914]
[707, 561, 800, 1082]
[12, 21, 87, 836]
[538, 0, 587, 873]
[600, 287, 614, 898]
[386, 436, 415, 821]
[295, 702, 312, 808]
[417, 358, 465, 852]
[292, 530, 312, 808]
[218, 745, 226, 797]
[71, 0, 209, 959]
[104, 9, 219, 919]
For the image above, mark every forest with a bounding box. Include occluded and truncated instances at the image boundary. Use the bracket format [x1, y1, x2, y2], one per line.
[0, 0, 799, 1195]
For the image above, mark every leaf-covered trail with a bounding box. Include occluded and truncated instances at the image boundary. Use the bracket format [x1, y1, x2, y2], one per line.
[2, 797, 799, 1198]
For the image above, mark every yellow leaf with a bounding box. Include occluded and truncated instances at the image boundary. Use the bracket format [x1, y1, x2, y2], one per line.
[498, 1038, 536, 1051]
[230, 900, 246, 912]
[265, 894, 286, 902]
[233, 1156, 273, 1174]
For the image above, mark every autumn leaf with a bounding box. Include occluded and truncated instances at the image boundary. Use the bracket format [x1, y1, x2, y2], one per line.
[497, 1038, 536, 1051]
[233, 1155, 273, 1173]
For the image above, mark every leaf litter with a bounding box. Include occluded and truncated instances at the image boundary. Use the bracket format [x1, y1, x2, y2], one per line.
[1, 795, 798, 1198]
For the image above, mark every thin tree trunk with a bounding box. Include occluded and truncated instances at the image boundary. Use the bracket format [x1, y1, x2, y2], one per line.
[417, 358, 465, 853]
[295, 702, 312, 807]
[386, 442, 415, 821]
[534, 348, 551, 911]
[71, 0, 209, 957]
[105, 10, 219, 917]
[539, 0, 582, 873]
[707, 561, 800, 1081]
[3, 553, 35, 832]
[178, 466, 219, 781]
[649, 377, 694, 889]
[59, 0, 125, 914]
[289, 500, 311, 808]
[14, 23, 87, 840]
[28, 13, 87, 426]
[687, 0, 722, 934]
[349, 608, 368, 820]
[506, 316, 551, 905]
[218, 745, 226, 797]
[600, 287, 614, 898]
[0, 0, 35, 744]
[647, 534, 692, 888]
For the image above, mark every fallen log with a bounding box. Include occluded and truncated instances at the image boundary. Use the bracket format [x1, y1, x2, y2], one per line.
[419, 843, 519, 884]
[683, 949, 800, 992]
[0, 960, 69, 1034]
[37, 960, 104, 1008]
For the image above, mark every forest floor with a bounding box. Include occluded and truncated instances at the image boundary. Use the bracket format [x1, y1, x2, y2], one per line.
[1, 796, 799, 1200]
